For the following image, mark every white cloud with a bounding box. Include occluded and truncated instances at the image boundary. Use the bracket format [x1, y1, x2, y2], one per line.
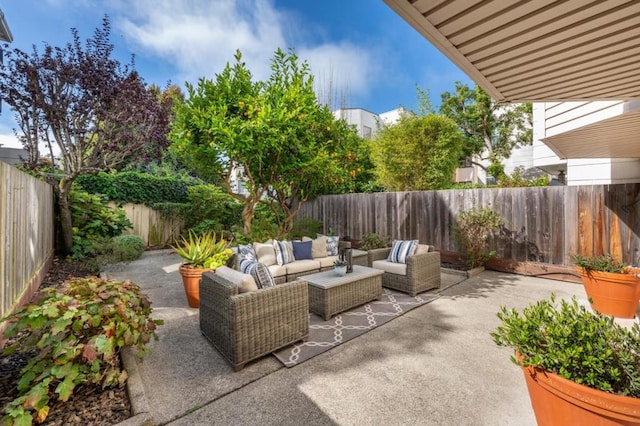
[115, 0, 287, 83]
[0, 132, 21, 149]
[112, 0, 378, 103]
[299, 43, 378, 107]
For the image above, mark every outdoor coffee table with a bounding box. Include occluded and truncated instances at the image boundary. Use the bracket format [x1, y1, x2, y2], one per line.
[302, 265, 383, 320]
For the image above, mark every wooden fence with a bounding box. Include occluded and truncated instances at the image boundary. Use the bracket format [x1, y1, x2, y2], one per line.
[0, 162, 54, 322]
[109, 203, 184, 247]
[298, 184, 640, 270]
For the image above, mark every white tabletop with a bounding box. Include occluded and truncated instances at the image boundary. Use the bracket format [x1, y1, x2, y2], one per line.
[302, 265, 383, 289]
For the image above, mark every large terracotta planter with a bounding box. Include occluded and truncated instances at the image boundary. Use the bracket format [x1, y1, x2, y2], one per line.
[576, 267, 640, 319]
[517, 354, 640, 425]
[179, 265, 210, 308]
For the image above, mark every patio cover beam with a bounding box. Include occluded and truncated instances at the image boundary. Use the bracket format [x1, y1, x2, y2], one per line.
[383, 0, 640, 103]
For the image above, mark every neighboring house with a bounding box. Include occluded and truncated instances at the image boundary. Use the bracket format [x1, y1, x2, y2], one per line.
[0, 146, 27, 165]
[532, 101, 640, 186]
[229, 164, 250, 197]
[333, 107, 405, 139]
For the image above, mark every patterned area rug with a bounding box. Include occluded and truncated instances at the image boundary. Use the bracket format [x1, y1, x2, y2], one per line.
[273, 288, 439, 367]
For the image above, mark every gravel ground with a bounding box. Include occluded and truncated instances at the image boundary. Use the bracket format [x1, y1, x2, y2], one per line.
[0, 257, 131, 425]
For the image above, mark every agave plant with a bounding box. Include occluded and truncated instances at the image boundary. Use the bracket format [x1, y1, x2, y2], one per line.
[172, 230, 232, 269]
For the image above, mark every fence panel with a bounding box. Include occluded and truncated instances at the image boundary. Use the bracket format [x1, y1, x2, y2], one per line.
[298, 184, 640, 268]
[109, 202, 184, 247]
[0, 163, 54, 321]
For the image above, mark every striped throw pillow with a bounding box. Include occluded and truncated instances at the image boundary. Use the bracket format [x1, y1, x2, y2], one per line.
[387, 240, 419, 264]
[238, 257, 275, 289]
[273, 240, 295, 265]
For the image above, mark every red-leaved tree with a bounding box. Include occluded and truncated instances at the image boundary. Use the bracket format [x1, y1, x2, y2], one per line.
[0, 16, 171, 253]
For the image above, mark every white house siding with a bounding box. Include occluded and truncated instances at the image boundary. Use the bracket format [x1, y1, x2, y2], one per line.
[333, 108, 380, 139]
[533, 101, 640, 185]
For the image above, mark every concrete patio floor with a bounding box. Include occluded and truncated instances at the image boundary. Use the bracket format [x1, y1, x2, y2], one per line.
[106, 250, 638, 426]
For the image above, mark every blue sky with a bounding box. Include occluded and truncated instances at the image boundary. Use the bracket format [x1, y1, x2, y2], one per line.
[0, 0, 472, 147]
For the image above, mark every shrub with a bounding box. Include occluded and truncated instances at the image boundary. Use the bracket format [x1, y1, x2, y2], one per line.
[453, 207, 504, 268]
[359, 233, 390, 250]
[94, 234, 146, 265]
[286, 218, 323, 240]
[69, 189, 133, 260]
[572, 253, 628, 273]
[491, 294, 640, 397]
[184, 184, 243, 231]
[1, 277, 162, 424]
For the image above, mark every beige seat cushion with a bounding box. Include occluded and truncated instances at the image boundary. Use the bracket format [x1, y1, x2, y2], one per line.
[215, 266, 259, 293]
[372, 260, 407, 276]
[254, 242, 277, 266]
[285, 259, 321, 274]
[303, 236, 328, 258]
[268, 264, 287, 278]
[317, 255, 339, 268]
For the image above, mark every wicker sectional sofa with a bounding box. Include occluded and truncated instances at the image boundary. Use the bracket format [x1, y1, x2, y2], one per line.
[230, 239, 368, 284]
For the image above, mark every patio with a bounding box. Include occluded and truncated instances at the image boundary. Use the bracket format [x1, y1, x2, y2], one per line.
[104, 249, 626, 426]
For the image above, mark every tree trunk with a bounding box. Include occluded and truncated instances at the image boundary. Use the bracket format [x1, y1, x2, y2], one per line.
[57, 177, 74, 255]
[241, 197, 258, 236]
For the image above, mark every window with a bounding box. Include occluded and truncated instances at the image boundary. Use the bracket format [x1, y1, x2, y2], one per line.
[362, 125, 372, 139]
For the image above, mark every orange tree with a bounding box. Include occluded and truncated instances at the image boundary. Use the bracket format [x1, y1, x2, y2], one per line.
[170, 48, 366, 236]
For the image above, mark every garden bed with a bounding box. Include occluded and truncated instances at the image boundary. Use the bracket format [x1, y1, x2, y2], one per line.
[0, 257, 131, 425]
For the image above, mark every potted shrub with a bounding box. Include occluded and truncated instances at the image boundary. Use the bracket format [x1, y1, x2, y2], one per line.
[172, 230, 232, 308]
[572, 253, 640, 318]
[333, 259, 348, 276]
[492, 294, 640, 425]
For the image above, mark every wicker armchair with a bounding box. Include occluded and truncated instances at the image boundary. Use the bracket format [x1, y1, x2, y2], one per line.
[199, 270, 309, 371]
[368, 246, 441, 297]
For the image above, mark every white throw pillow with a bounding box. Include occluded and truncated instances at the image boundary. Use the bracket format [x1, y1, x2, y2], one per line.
[387, 240, 419, 264]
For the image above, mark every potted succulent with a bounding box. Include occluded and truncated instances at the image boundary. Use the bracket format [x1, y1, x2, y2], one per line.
[492, 294, 640, 425]
[333, 259, 348, 276]
[572, 253, 640, 318]
[172, 230, 232, 308]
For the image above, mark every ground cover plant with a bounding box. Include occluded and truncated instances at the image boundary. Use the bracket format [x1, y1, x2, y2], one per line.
[1, 274, 162, 425]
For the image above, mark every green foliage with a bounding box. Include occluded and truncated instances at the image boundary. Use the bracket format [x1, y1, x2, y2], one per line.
[1, 276, 162, 424]
[491, 294, 640, 397]
[572, 254, 629, 274]
[184, 184, 243, 231]
[170, 48, 368, 235]
[439, 82, 532, 162]
[286, 217, 323, 240]
[75, 171, 198, 206]
[69, 189, 133, 260]
[359, 233, 390, 250]
[172, 230, 232, 269]
[496, 166, 549, 188]
[371, 113, 465, 191]
[93, 234, 145, 266]
[231, 216, 280, 245]
[453, 208, 504, 268]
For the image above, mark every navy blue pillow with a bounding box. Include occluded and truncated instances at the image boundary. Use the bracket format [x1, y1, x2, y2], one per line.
[292, 240, 313, 260]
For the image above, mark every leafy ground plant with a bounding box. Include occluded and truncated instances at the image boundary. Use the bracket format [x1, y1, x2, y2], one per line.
[572, 253, 628, 273]
[1, 276, 162, 425]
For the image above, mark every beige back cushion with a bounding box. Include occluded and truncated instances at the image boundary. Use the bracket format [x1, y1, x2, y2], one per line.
[215, 266, 259, 293]
[254, 242, 277, 266]
[303, 235, 328, 258]
[415, 244, 434, 255]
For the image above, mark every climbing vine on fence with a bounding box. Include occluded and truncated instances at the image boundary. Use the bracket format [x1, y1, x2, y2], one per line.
[76, 171, 199, 205]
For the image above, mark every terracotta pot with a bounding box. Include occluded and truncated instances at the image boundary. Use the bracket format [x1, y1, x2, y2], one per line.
[576, 267, 640, 318]
[517, 353, 640, 425]
[179, 265, 211, 308]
